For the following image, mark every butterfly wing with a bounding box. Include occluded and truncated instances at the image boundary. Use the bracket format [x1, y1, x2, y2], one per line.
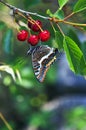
[32, 45, 58, 82]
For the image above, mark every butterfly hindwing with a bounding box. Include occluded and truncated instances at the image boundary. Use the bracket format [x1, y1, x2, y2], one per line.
[31, 45, 58, 82]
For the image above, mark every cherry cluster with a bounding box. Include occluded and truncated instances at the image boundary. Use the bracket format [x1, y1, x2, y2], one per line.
[17, 20, 50, 46]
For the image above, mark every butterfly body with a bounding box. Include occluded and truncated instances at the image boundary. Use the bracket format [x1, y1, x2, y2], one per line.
[27, 45, 59, 82]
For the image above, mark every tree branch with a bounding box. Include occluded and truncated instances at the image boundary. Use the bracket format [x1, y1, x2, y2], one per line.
[0, 0, 49, 20]
[0, 0, 86, 29]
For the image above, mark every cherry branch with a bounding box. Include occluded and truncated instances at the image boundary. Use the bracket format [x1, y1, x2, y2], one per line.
[50, 17, 86, 27]
[0, 0, 49, 20]
[0, 0, 86, 29]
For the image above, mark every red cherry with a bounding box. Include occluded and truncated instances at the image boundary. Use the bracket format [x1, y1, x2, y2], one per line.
[27, 35, 39, 46]
[17, 30, 28, 41]
[31, 20, 42, 32]
[39, 30, 50, 42]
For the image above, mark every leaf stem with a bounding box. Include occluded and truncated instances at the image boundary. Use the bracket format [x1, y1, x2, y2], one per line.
[62, 20, 86, 27]
[64, 12, 74, 20]
[57, 24, 65, 37]
[29, 17, 43, 32]
[50, 21, 56, 33]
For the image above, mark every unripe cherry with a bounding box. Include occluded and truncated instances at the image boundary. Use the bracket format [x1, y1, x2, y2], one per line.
[39, 30, 50, 42]
[17, 30, 28, 41]
[27, 35, 39, 46]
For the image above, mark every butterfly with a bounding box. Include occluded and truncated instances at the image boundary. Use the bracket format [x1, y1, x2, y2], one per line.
[27, 45, 59, 82]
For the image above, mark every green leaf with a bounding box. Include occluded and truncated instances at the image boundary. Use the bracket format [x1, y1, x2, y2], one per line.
[53, 9, 64, 19]
[3, 29, 13, 54]
[83, 67, 86, 74]
[55, 31, 63, 49]
[46, 9, 53, 17]
[73, 0, 86, 13]
[68, 29, 81, 48]
[58, 0, 69, 9]
[46, 8, 64, 19]
[63, 36, 86, 74]
[81, 41, 86, 60]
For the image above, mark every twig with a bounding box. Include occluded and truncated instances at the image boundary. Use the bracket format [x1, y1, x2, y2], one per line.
[50, 17, 86, 27]
[0, 0, 86, 34]
[63, 20, 86, 27]
[64, 12, 74, 21]
[0, 0, 49, 20]
[1, 0, 86, 28]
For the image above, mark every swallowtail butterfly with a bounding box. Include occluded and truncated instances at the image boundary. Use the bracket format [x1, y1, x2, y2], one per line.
[27, 45, 59, 82]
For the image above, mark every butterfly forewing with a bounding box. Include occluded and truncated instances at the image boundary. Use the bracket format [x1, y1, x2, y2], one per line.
[32, 45, 58, 82]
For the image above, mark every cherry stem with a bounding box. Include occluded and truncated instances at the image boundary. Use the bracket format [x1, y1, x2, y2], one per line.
[17, 11, 27, 19]
[28, 17, 34, 25]
[30, 17, 43, 32]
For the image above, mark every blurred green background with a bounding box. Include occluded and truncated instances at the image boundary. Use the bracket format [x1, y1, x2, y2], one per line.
[0, 0, 86, 130]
